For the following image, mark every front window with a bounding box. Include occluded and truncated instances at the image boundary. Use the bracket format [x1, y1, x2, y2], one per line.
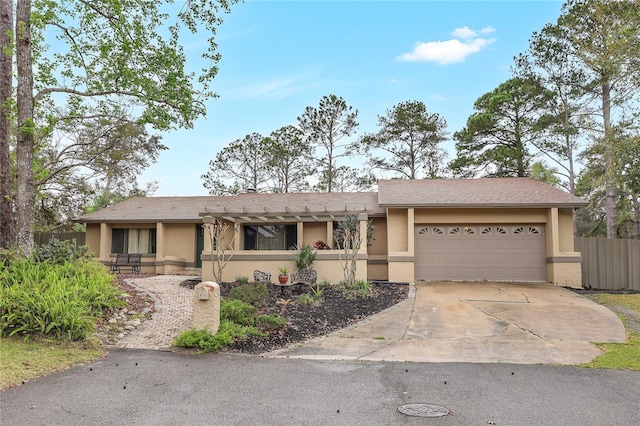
[112, 228, 157, 254]
[243, 225, 297, 250]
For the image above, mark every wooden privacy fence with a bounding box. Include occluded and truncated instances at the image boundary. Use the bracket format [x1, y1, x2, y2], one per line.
[34, 232, 86, 247]
[575, 237, 640, 291]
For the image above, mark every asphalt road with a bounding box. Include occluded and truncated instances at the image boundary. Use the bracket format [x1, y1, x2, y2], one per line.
[2, 348, 639, 425]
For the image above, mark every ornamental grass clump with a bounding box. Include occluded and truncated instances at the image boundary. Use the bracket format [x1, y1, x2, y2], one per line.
[0, 258, 125, 340]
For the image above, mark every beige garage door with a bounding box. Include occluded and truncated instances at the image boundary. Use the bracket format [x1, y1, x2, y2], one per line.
[415, 224, 546, 282]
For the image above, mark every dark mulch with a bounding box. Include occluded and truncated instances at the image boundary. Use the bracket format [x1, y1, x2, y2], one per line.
[105, 274, 408, 354]
[180, 279, 409, 354]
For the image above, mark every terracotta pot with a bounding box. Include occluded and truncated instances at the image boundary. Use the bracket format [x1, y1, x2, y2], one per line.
[278, 275, 289, 284]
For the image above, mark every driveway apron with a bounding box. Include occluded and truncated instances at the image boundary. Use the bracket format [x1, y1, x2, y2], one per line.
[268, 282, 626, 365]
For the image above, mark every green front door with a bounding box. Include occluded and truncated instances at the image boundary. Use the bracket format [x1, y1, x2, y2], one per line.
[195, 224, 204, 268]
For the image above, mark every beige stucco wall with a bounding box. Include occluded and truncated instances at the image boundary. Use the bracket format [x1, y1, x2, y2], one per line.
[367, 262, 388, 281]
[547, 261, 582, 288]
[414, 207, 548, 223]
[302, 222, 327, 246]
[85, 224, 101, 259]
[369, 217, 387, 256]
[387, 209, 409, 252]
[388, 259, 415, 283]
[86, 222, 200, 274]
[201, 253, 367, 285]
[163, 224, 196, 262]
[203, 219, 237, 251]
[558, 208, 575, 252]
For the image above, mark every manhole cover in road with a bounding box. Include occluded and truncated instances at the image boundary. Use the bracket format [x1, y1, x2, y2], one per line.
[398, 404, 450, 418]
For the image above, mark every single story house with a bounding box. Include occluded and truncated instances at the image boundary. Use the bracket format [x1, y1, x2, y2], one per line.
[74, 178, 588, 287]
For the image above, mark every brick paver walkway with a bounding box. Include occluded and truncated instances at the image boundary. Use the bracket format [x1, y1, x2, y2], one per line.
[115, 275, 195, 350]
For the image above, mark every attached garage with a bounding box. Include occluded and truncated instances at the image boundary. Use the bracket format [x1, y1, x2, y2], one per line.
[415, 224, 546, 282]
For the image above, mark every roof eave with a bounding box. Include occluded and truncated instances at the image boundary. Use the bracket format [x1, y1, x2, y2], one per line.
[378, 203, 589, 209]
[73, 218, 202, 224]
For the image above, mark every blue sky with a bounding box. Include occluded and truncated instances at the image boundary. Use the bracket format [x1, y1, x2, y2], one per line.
[142, 0, 565, 196]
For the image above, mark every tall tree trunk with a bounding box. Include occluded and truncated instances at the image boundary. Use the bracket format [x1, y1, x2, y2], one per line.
[601, 81, 618, 239]
[15, 0, 35, 256]
[633, 197, 640, 240]
[566, 130, 578, 236]
[0, 1, 13, 249]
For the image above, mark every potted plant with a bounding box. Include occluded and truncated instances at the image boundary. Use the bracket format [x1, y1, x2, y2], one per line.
[277, 265, 290, 284]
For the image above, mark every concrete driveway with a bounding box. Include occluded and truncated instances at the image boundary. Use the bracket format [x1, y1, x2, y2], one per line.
[269, 282, 627, 365]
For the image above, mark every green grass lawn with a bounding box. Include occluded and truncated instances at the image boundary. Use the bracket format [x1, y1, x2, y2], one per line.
[0, 336, 105, 391]
[580, 293, 640, 371]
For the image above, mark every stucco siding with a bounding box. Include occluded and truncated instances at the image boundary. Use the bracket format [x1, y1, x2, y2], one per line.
[388, 259, 414, 283]
[387, 209, 408, 252]
[558, 208, 575, 252]
[367, 262, 388, 281]
[85, 224, 101, 258]
[302, 222, 327, 246]
[368, 217, 387, 256]
[164, 224, 196, 263]
[201, 256, 366, 285]
[414, 208, 548, 223]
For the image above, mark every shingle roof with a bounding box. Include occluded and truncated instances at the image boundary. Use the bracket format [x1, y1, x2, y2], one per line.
[74, 178, 587, 223]
[74, 192, 383, 223]
[377, 178, 588, 208]
[74, 196, 213, 223]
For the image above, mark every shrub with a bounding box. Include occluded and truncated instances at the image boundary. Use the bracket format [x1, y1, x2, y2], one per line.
[355, 279, 373, 296]
[338, 279, 373, 298]
[228, 282, 268, 308]
[220, 299, 257, 326]
[174, 318, 267, 353]
[255, 314, 287, 332]
[173, 322, 239, 352]
[33, 238, 90, 264]
[297, 294, 314, 305]
[235, 276, 249, 284]
[0, 258, 125, 340]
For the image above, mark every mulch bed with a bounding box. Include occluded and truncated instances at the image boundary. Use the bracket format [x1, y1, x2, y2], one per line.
[182, 279, 409, 354]
[106, 274, 408, 354]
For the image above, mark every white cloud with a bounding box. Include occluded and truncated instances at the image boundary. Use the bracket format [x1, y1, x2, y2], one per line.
[480, 26, 496, 35]
[397, 26, 496, 66]
[451, 26, 477, 40]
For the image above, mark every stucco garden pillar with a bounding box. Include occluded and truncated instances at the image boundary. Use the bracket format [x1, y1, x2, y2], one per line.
[546, 208, 583, 288]
[193, 282, 220, 333]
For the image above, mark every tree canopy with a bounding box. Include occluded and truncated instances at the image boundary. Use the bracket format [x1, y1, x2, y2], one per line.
[450, 77, 554, 178]
[359, 100, 448, 179]
[1, 0, 238, 253]
[297, 94, 359, 193]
